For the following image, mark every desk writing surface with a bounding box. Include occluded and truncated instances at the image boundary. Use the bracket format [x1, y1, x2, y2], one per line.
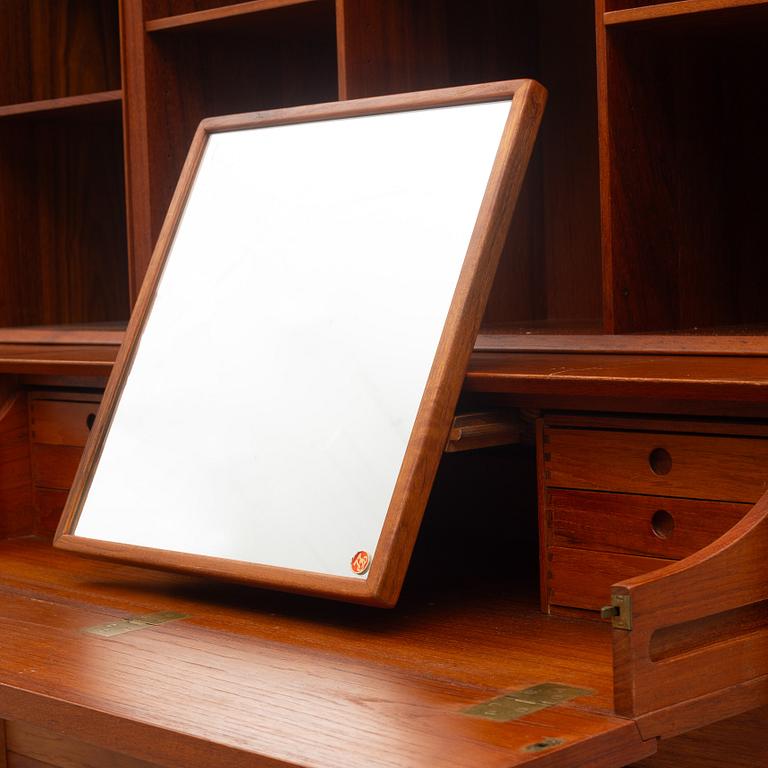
[0, 538, 654, 768]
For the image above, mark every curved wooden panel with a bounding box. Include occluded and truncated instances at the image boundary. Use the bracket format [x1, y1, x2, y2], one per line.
[611, 489, 768, 737]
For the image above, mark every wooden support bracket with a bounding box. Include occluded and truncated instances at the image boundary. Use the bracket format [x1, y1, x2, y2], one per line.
[445, 410, 528, 452]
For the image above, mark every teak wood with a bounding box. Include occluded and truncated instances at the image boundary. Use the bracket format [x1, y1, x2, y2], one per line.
[0, 538, 657, 768]
[3, 1, 768, 766]
[611, 487, 768, 737]
[55, 80, 547, 607]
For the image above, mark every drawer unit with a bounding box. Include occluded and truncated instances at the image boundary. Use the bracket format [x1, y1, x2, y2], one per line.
[30, 399, 100, 448]
[547, 547, 670, 613]
[539, 416, 768, 616]
[28, 392, 102, 535]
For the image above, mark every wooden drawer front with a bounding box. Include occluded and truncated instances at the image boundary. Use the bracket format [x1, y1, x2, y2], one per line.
[30, 399, 100, 447]
[544, 428, 768, 503]
[31, 445, 83, 491]
[550, 489, 750, 560]
[548, 547, 669, 612]
[35, 488, 70, 536]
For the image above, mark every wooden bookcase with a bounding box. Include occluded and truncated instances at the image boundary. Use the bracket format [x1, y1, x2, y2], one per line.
[2, 0, 767, 342]
[1, 2, 768, 768]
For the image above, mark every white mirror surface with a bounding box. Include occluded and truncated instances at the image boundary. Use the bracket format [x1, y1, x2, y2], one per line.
[72, 100, 512, 579]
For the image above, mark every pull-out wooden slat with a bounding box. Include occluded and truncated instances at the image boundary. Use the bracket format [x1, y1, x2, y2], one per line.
[0, 540, 654, 768]
[611, 490, 768, 738]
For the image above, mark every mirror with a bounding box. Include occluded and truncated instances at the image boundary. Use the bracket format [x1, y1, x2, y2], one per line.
[55, 81, 545, 606]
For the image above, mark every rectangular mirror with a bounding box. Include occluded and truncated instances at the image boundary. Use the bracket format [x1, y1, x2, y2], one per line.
[55, 80, 545, 606]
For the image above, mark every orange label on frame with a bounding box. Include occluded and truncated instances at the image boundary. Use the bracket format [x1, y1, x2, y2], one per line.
[351, 550, 371, 575]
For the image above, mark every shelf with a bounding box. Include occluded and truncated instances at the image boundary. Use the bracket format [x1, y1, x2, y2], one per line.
[604, 0, 768, 26]
[0, 90, 122, 121]
[0, 326, 122, 377]
[465, 352, 768, 413]
[0, 324, 126, 346]
[145, 0, 322, 32]
[474, 333, 768, 356]
[0, 537, 654, 767]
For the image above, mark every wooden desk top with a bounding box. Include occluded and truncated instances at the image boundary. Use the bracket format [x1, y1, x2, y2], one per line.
[0, 538, 654, 768]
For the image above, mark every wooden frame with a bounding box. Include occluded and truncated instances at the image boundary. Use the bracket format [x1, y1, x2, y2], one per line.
[54, 80, 546, 606]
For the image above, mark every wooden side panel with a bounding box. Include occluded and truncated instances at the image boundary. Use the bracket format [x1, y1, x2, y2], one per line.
[0, 391, 34, 539]
[631, 706, 768, 767]
[612, 490, 768, 735]
[5, 721, 157, 768]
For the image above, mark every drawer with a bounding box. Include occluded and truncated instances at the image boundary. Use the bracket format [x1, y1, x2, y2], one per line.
[549, 489, 749, 560]
[548, 547, 669, 613]
[34, 488, 70, 536]
[543, 427, 768, 503]
[31, 444, 83, 490]
[30, 399, 100, 447]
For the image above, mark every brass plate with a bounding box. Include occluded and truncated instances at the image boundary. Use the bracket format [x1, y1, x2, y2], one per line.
[612, 593, 632, 630]
[83, 611, 189, 638]
[462, 683, 594, 722]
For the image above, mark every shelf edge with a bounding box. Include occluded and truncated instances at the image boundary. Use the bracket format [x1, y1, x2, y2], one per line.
[0, 91, 123, 120]
[604, 0, 768, 26]
[145, 0, 320, 32]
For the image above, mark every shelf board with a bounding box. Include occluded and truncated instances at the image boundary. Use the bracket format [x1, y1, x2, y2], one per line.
[604, 0, 768, 26]
[474, 333, 768, 356]
[0, 90, 122, 121]
[0, 323, 126, 346]
[0, 325, 123, 376]
[466, 351, 768, 412]
[145, 0, 320, 32]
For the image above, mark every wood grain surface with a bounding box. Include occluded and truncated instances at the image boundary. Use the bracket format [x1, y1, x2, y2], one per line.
[0, 539, 654, 768]
[612, 488, 768, 735]
[543, 427, 768, 503]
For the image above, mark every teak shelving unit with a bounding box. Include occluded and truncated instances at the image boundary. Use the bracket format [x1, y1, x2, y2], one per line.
[1, 2, 768, 767]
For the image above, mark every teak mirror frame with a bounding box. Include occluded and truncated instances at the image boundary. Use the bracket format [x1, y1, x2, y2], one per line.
[54, 79, 546, 607]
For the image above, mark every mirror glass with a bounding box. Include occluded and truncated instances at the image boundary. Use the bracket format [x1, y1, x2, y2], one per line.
[67, 98, 513, 588]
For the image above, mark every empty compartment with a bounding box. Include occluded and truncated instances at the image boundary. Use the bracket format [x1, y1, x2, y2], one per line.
[141, 0, 337, 242]
[604, 6, 768, 332]
[338, 0, 603, 334]
[0, 104, 129, 327]
[0, 0, 120, 106]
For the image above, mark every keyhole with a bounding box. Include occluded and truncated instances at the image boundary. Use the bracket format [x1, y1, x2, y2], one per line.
[86, 412, 96, 431]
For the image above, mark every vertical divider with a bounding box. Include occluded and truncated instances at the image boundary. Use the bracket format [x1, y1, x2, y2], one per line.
[120, 0, 154, 304]
[334, 0, 349, 100]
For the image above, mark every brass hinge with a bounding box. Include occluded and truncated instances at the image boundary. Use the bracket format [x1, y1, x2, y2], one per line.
[462, 683, 593, 722]
[600, 593, 632, 630]
[83, 610, 190, 638]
